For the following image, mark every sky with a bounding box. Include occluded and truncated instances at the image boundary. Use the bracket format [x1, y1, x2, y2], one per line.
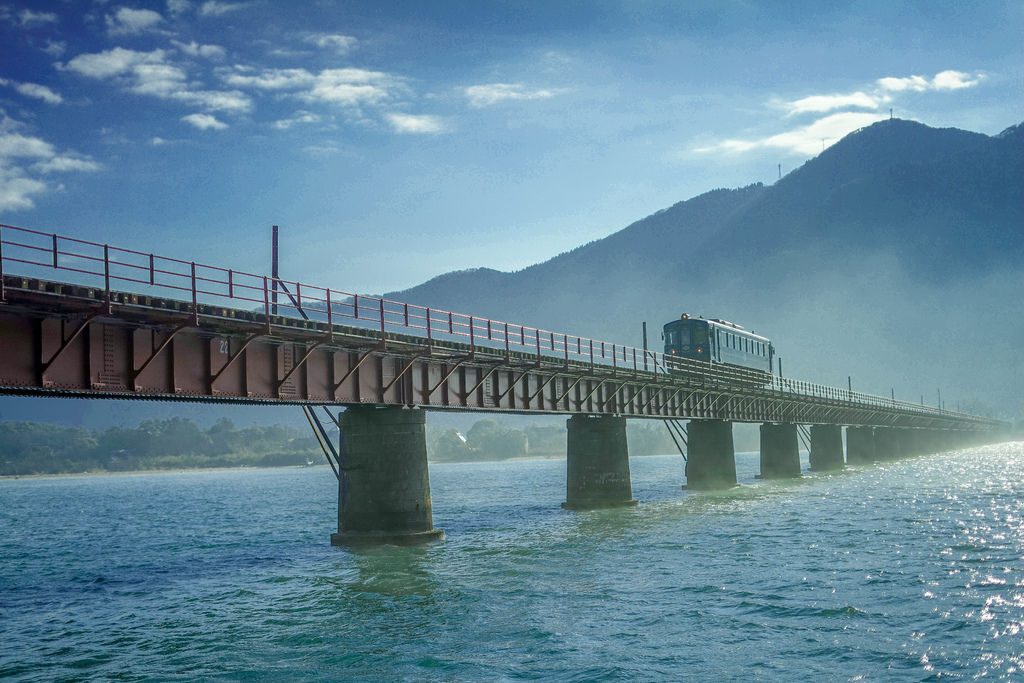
[1, 0, 1021, 295]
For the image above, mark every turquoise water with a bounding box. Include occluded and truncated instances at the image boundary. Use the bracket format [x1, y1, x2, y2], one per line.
[2, 443, 1024, 680]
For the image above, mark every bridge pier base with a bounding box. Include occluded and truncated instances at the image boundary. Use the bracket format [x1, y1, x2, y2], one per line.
[758, 423, 801, 479]
[330, 406, 444, 546]
[685, 419, 737, 490]
[563, 414, 638, 509]
[846, 426, 876, 465]
[809, 424, 844, 471]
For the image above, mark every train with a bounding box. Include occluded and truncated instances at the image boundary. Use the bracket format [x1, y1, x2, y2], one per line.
[662, 314, 774, 380]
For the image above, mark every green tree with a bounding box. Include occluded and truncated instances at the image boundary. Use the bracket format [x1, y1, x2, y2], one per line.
[466, 419, 527, 460]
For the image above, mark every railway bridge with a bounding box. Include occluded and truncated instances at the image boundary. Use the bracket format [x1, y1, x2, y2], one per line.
[0, 224, 1008, 544]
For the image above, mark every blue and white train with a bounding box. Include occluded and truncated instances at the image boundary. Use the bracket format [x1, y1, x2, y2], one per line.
[663, 314, 774, 379]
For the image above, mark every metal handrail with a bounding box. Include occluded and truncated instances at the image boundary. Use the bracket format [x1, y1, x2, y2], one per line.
[0, 222, 998, 426]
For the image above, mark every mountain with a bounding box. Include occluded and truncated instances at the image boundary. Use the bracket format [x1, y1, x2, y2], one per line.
[387, 119, 1024, 416]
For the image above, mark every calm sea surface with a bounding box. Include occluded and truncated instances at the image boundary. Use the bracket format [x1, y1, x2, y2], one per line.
[3, 443, 1024, 681]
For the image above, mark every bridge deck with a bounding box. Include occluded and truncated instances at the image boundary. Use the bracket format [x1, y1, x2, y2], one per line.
[0, 273, 1000, 431]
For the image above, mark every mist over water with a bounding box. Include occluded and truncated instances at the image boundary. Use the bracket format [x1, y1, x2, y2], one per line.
[3, 443, 1024, 680]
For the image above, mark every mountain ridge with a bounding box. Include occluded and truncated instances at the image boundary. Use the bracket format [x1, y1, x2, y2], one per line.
[386, 118, 1023, 414]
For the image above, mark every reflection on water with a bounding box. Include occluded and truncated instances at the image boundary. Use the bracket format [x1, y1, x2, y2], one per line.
[2, 443, 1024, 679]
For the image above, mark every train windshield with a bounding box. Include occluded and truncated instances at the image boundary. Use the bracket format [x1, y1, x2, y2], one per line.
[667, 327, 691, 347]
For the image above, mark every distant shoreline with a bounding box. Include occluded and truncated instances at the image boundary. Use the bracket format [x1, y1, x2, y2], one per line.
[0, 464, 326, 482]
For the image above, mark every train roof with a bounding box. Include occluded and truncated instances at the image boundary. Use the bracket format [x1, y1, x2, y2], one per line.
[666, 315, 772, 343]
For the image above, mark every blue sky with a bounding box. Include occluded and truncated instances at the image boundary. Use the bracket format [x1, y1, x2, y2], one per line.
[1, 0, 1021, 294]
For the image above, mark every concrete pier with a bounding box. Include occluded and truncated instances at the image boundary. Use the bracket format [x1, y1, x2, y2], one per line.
[563, 414, 638, 509]
[846, 426, 876, 465]
[758, 423, 801, 479]
[331, 406, 444, 546]
[899, 428, 923, 457]
[685, 419, 737, 490]
[809, 424, 844, 471]
[874, 427, 903, 461]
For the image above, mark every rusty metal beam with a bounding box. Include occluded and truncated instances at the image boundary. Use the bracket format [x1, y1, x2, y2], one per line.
[332, 348, 375, 393]
[40, 312, 100, 378]
[553, 375, 585, 404]
[132, 322, 190, 388]
[461, 364, 500, 401]
[381, 353, 426, 395]
[496, 370, 530, 402]
[424, 357, 469, 399]
[526, 372, 561, 404]
[277, 341, 325, 390]
[210, 331, 264, 389]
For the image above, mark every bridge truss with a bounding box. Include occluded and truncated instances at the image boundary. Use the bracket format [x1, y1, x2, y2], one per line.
[0, 223, 1004, 431]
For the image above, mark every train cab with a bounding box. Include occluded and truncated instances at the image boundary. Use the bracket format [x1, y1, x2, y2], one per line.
[663, 314, 774, 376]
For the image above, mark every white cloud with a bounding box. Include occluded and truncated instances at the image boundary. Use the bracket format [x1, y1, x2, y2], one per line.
[0, 131, 55, 159]
[464, 83, 556, 107]
[0, 166, 48, 211]
[183, 89, 250, 111]
[304, 33, 358, 54]
[698, 68, 988, 159]
[106, 7, 165, 35]
[877, 70, 983, 93]
[19, 9, 58, 26]
[181, 113, 227, 130]
[0, 79, 63, 105]
[64, 47, 168, 79]
[784, 91, 881, 115]
[0, 115, 100, 211]
[199, 1, 246, 17]
[273, 111, 321, 130]
[387, 113, 443, 134]
[173, 40, 227, 60]
[167, 0, 192, 15]
[931, 70, 983, 90]
[33, 156, 103, 173]
[131, 62, 189, 97]
[42, 40, 66, 58]
[64, 47, 252, 113]
[304, 68, 395, 107]
[695, 112, 888, 156]
[220, 66, 315, 90]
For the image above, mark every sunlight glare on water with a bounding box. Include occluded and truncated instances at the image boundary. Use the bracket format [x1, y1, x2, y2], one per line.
[2, 442, 1024, 680]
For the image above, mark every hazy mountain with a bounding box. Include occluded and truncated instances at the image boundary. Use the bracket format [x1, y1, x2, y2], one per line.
[387, 119, 1024, 416]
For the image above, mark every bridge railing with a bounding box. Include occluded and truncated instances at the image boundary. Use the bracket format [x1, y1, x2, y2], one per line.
[0, 223, 993, 426]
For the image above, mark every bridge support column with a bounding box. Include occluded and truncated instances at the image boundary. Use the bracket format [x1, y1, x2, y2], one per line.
[563, 415, 638, 509]
[846, 426, 876, 465]
[331, 406, 444, 546]
[930, 429, 952, 454]
[758, 423, 801, 479]
[874, 427, 902, 460]
[685, 420, 737, 490]
[809, 424, 844, 471]
[899, 429, 922, 457]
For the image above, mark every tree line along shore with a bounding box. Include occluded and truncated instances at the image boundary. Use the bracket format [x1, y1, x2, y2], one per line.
[0, 416, 682, 476]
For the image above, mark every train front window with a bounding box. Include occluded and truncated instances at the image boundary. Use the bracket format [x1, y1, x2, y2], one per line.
[694, 327, 708, 345]
[675, 327, 692, 346]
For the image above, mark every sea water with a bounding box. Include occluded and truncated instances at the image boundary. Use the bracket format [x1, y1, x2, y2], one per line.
[2, 443, 1023, 680]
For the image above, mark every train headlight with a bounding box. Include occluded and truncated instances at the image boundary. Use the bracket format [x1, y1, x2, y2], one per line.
[697, 347, 702, 353]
